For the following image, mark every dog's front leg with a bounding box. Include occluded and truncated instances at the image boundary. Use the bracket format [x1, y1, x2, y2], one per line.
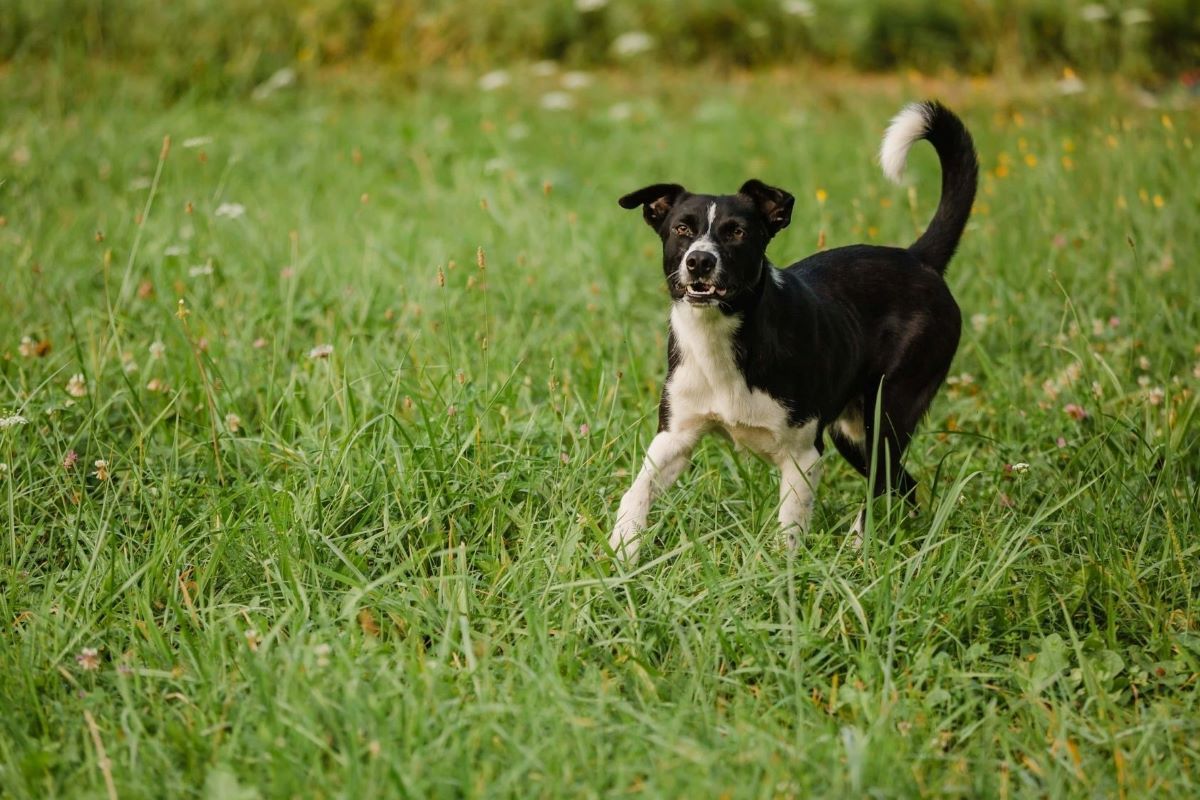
[610, 428, 700, 562]
[778, 436, 823, 547]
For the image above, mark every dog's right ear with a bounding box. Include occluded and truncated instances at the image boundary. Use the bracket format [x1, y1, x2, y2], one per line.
[618, 183, 686, 230]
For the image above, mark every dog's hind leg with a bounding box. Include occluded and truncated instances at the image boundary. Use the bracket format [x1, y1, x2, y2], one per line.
[611, 427, 702, 562]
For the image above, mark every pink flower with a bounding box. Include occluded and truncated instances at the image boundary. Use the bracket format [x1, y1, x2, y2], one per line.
[1063, 403, 1088, 421]
[63, 450, 78, 470]
[578, 423, 590, 436]
[76, 647, 100, 671]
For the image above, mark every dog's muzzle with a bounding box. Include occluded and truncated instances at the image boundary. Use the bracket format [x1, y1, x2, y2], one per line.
[681, 250, 726, 303]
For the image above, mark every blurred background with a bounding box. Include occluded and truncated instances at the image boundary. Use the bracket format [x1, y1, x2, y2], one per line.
[4, 0, 1198, 98]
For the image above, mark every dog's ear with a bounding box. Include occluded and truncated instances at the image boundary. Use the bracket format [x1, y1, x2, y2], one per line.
[739, 179, 794, 236]
[618, 183, 686, 230]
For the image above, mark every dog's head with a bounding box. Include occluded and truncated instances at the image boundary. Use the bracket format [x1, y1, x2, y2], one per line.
[618, 180, 793, 310]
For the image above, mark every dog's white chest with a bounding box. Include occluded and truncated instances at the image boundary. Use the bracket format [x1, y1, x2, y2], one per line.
[666, 305, 797, 458]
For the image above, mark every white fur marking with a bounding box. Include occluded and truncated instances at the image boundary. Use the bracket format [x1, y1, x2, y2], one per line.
[611, 304, 824, 562]
[778, 426, 822, 546]
[834, 403, 865, 445]
[879, 103, 931, 184]
[679, 202, 723, 282]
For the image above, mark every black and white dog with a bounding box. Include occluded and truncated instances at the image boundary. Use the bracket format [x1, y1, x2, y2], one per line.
[611, 101, 978, 562]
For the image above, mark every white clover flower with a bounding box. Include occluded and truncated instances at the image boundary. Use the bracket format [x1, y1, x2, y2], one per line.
[0, 415, 30, 429]
[188, 263, 214, 277]
[66, 373, 88, 398]
[560, 71, 592, 90]
[477, 70, 511, 91]
[149, 341, 166, 360]
[541, 92, 574, 111]
[1121, 8, 1152, 25]
[782, 0, 816, 18]
[608, 102, 634, 121]
[308, 344, 334, 360]
[611, 31, 655, 58]
[214, 202, 246, 219]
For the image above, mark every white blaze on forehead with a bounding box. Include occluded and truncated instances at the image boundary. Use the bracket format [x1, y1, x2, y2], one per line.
[679, 202, 722, 280]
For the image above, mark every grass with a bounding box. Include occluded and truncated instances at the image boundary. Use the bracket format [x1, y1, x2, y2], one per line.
[1, 64, 1198, 797]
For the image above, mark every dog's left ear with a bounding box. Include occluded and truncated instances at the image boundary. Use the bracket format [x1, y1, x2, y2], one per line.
[618, 183, 686, 230]
[739, 179, 794, 237]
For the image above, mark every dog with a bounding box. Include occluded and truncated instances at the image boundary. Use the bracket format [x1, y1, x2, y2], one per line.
[610, 100, 978, 562]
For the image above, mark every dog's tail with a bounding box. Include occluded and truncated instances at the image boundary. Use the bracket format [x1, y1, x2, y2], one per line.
[879, 101, 978, 275]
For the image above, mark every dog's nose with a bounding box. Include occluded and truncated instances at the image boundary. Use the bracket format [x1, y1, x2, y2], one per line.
[685, 251, 716, 277]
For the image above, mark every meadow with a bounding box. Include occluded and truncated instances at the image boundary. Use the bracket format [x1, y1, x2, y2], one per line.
[2, 64, 1198, 797]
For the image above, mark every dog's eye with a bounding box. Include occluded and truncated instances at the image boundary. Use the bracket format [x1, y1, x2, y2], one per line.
[673, 224, 693, 238]
[729, 227, 746, 240]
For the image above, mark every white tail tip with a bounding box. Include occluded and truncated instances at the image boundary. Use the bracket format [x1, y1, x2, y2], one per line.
[879, 103, 932, 184]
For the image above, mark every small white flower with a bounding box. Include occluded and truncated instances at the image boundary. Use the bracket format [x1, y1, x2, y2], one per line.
[530, 61, 559, 77]
[214, 202, 245, 219]
[149, 341, 166, 360]
[541, 91, 574, 111]
[0, 415, 29, 429]
[18, 336, 36, 358]
[970, 313, 989, 333]
[1148, 387, 1165, 406]
[308, 344, 334, 360]
[225, 412, 242, 433]
[251, 67, 296, 101]
[1080, 4, 1110, 22]
[0, 463, 8, 477]
[66, 373, 88, 398]
[93, 460, 110, 481]
[1056, 74, 1086, 96]
[1010, 463, 1030, 473]
[483, 157, 508, 175]
[164, 244, 187, 256]
[76, 647, 101, 671]
[560, 71, 592, 90]
[128, 177, 152, 191]
[575, 0, 608, 11]
[611, 31, 655, 58]
[477, 70, 511, 91]
[188, 263, 214, 277]
[181, 136, 213, 149]
[782, 0, 816, 18]
[1121, 8, 1152, 25]
[608, 102, 634, 121]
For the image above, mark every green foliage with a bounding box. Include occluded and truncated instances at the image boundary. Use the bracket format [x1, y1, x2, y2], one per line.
[2, 0, 1199, 99]
[1, 66, 1199, 796]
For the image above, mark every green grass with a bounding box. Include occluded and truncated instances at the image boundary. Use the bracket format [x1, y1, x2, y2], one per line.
[2, 65, 1198, 798]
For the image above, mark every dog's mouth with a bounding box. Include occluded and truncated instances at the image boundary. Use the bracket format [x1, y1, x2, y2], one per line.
[684, 280, 728, 303]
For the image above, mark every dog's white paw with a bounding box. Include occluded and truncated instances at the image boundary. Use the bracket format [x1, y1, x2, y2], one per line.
[609, 518, 642, 563]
